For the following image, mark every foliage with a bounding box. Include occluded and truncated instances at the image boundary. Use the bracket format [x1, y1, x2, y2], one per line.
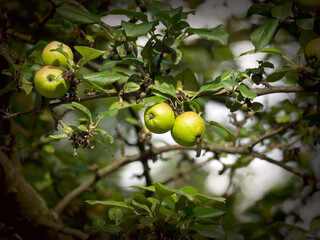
[1, 0, 320, 239]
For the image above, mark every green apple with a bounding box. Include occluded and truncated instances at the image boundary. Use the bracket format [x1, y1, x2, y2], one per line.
[296, 0, 320, 12]
[171, 111, 205, 147]
[42, 41, 73, 68]
[304, 38, 320, 70]
[34, 66, 70, 98]
[144, 103, 175, 134]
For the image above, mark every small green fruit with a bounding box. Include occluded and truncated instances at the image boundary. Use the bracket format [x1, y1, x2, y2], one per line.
[144, 103, 175, 134]
[304, 38, 320, 70]
[34, 66, 70, 98]
[171, 111, 205, 147]
[42, 41, 73, 68]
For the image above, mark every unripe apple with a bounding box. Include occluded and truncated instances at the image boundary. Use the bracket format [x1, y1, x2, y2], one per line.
[171, 111, 205, 147]
[42, 41, 73, 68]
[144, 103, 175, 134]
[34, 66, 70, 98]
[304, 38, 320, 70]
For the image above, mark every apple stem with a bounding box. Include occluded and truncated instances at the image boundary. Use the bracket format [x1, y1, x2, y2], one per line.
[149, 113, 154, 119]
[196, 141, 202, 157]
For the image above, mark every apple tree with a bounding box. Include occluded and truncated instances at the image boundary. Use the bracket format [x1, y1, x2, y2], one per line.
[1, 0, 320, 239]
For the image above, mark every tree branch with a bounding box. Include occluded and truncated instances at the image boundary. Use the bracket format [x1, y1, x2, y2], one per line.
[250, 151, 320, 181]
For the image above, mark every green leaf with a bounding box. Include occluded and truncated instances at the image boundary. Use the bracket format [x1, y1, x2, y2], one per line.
[237, 83, 257, 100]
[146, 1, 172, 16]
[247, 3, 273, 17]
[72, 102, 92, 121]
[155, 182, 176, 201]
[266, 70, 286, 82]
[142, 96, 165, 107]
[56, 3, 100, 24]
[150, 76, 177, 98]
[236, 48, 282, 59]
[100, 57, 144, 71]
[173, 68, 199, 91]
[85, 200, 134, 210]
[209, 121, 236, 143]
[130, 185, 156, 192]
[275, 115, 290, 123]
[124, 82, 140, 93]
[271, 3, 292, 20]
[296, 18, 314, 30]
[49, 134, 68, 140]
[188, 224, 225, 239]
[103, 224, 122, 234]
[193, 206, 225, 218]
[198, 70, 233, 93]
[94, 128, 114, 144]
[108, 207, 123, 221]
[26, 40, 47, 56]
[103, 9, 148, 22]
[82, 71, 128, 87]
[251, 102, 264, 112]
[250, 18, 279, 51]
[96, 109, 119, 120]
[77, 124, 88, 132]
[195, 194, 226, 203]
[121, 21, 155, 38]
[74, 46, 106, 62]
[186, 25, 229, 45]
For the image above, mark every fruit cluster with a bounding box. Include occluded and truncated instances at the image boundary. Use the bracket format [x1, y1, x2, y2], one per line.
[144, 103, 205, 147]
[34, 41, 74, 98]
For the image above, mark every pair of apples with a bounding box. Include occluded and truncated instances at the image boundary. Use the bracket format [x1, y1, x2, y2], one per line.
[34, 41, 73, 98]
[144, 103, 205, 147]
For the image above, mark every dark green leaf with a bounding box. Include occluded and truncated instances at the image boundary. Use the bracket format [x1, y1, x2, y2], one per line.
[186, 24, 229, 45]
[193, 206, 225, 218]
[56, 3, 100, 24]
[82, 71, 128, 87]
[146, 1, 172, 17]
[173, 68, 199, 91]
[266, 70, 286, 82]
[188, 225, 225, 239]
[247, 3, 273, 17]
[250, 18, 279, 50]
[121, 21, 155, 37]
[103, 224, 122, 234]
[251, 102, 264, 112]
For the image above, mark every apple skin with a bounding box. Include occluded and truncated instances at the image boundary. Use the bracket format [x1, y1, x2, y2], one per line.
[304, 38, 320, 70]
[144, 103, 175, 134]
[42, 41, 73, 68]
[34, 66, 70, 98]
[296, 0, 320, 12]
[171, 111, 205, 147]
